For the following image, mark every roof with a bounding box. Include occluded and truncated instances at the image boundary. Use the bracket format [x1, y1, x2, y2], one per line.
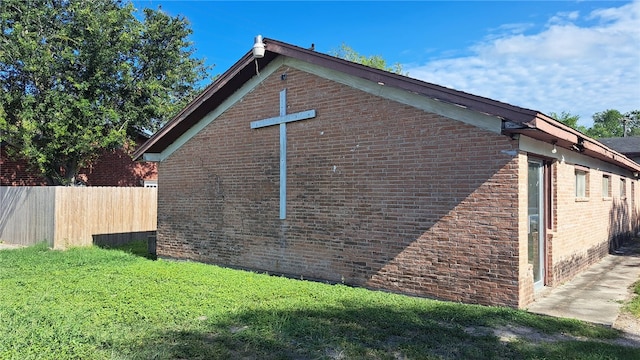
[133, 38, 640, 173]
[598, 137, 640, 156]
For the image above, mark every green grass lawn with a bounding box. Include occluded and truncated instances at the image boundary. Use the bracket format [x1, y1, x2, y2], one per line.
[622, 239, 640, 319]
[627, 281, 640, 318]
[1, 243, 638, 360]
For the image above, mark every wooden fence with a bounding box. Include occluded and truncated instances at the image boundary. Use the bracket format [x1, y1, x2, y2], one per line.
[0, 186, 157, 249]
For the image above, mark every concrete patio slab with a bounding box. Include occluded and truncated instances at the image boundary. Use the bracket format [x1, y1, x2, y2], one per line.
[527, 240, 640, 326]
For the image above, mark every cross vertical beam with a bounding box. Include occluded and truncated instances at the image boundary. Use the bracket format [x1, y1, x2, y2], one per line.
[250, 89, 316, 219]
[279, 90, 287, 219]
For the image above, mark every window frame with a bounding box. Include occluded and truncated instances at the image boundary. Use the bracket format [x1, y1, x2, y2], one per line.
[575, 166, 589, 200]
[602, 174, 611, 199]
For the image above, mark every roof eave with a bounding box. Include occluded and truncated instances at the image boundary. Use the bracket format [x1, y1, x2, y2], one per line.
[266, 40, 540, 124]
[133, 37, 640, 174]
[134, 38, 543, 161]
[133, 50, 277, 160]
[503, 114, 640, 173]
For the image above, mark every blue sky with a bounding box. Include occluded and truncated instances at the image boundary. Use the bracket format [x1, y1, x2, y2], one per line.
[132, 1, 640, 128]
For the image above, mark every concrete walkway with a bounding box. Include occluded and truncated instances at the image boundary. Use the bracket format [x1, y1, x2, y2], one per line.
[527, 241, 640, 326]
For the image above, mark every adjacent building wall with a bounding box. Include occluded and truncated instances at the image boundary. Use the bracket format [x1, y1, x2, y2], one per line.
[0, 142, 157, 187]
[79, 141, 158, 186]
[157, 66, 522, 307]
[0, 146, 48, 186]
[551, 156, 639, 286]
[517, 137, 640, 304]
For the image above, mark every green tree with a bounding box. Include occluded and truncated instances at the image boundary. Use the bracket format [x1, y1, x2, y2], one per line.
[549, 111, 587, 133]
[585, 109, 640, 138]
[0, 0, 210, 185]
[623, 110, 640, 136]
[331, 43, 405, 75]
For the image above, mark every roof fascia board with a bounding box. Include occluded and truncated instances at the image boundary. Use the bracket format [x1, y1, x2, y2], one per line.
[519, 135, 634, 176]
[282, 57, 502, 134]
[152, 56, 286, 162]
[266, 40, 537, 124]
[529, 117, 580, 144]
[529, 117, 640, 172]
[142, 153, 163, 162]
[581, 138, 640, 171]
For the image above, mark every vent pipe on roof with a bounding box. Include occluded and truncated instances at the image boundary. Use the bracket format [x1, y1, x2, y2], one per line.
[253, 35, 265, 58]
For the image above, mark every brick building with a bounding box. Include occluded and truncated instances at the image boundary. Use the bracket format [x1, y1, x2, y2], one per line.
[1, 135, 157, 187]
[134, 38, 640, 308]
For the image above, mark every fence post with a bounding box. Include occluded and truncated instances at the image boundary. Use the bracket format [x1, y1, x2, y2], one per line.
[148, 233, 157, 257]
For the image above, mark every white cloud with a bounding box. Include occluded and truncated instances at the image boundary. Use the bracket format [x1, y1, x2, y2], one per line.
[405, 1, 640, 127]
[548, 11, 580, 25]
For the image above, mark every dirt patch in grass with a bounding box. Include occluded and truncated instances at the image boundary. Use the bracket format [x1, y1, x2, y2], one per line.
[463, 323, 640, 349]
[613, 311, 640, 347]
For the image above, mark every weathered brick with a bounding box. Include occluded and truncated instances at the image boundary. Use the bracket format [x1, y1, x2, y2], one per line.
[157, 67, 521, 308]
[1, 138, 156, 186]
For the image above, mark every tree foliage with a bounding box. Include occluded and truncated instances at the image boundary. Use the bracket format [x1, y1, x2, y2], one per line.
[581, 109, 640, 138]
[549, 111, 587, 133]
[331, 43, 405, 75]
[550, 109, 640, 139]
[0, 0, 210, 185]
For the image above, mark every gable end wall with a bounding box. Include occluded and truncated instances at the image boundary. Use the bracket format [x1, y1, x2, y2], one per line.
[157, 67, 521, 307]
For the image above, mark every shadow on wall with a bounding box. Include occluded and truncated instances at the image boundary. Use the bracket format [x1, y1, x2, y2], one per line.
[92, 231, 157, 248]
[633, 197, 640, 236]
[94, 231, 157, 260]
[161, 143, 521, 306]
[0, 145, 48, 186]
[609, 198, 635, 253]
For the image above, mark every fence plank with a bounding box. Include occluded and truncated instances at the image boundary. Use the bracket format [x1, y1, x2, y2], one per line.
[1, 186, 156, 248]
[0, 187, 55, 246]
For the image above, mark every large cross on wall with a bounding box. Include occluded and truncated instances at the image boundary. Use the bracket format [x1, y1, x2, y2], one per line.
[250, 88, 316, 219]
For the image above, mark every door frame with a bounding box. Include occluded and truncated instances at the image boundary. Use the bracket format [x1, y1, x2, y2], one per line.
[528, 159, 547, 289]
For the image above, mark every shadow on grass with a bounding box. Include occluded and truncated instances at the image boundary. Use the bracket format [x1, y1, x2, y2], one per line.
[124, 300, 640, 360]
[98, 239, 157, 260]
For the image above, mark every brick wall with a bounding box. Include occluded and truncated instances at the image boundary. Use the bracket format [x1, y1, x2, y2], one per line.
[517, 152, 535, 307]
[514, 142, 640, 305]
[0, 145, 48, 186]
[157, 67, 522, 307]
[1, 142, 156, 187]
[548, 160, 639, 286]
[80, 147, 157, 187]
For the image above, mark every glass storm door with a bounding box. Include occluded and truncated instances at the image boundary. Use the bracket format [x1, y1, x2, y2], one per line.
[528, 160, 545, 289]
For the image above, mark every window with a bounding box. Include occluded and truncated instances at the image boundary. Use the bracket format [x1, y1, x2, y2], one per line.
[575, 169, 588, 198]
[620, 178, 626, 198]
[602, 175, 611, 198]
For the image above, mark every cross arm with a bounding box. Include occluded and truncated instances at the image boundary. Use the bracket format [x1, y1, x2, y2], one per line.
[250, 110, 317, 129]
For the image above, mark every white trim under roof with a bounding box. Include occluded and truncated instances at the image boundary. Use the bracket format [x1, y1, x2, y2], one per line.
[146, 57, 287, 162]
[520, 135, 634, 177]
[284, 57, 502, 134]
[146, 55, 502, 162]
